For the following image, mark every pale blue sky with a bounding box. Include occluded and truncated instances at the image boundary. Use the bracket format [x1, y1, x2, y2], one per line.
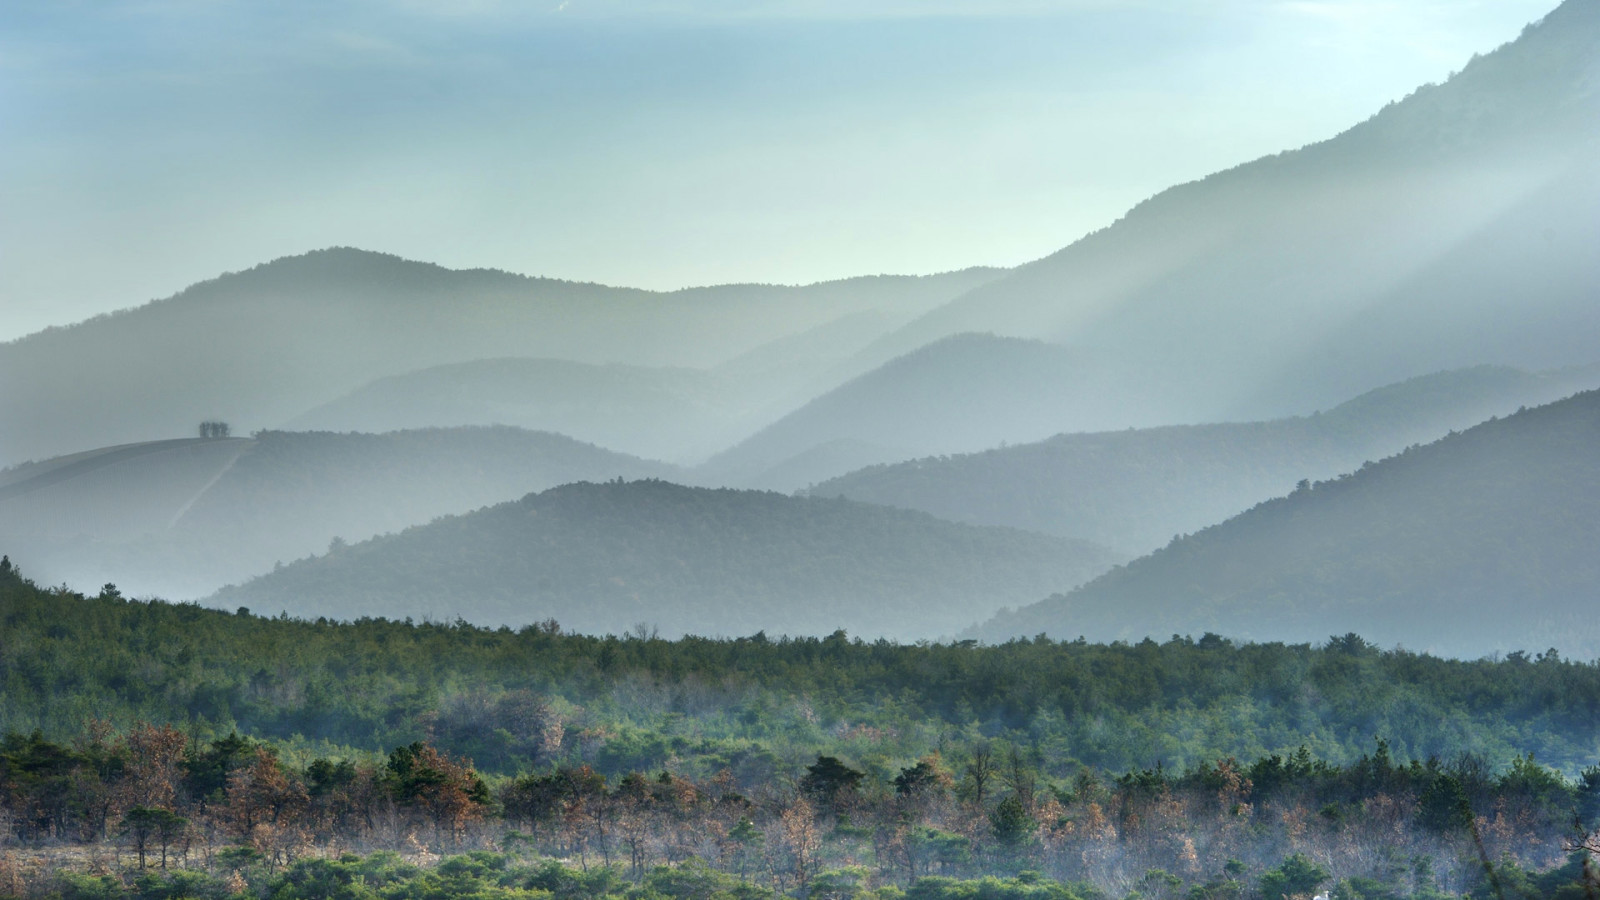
[0, 0, 1559, 340]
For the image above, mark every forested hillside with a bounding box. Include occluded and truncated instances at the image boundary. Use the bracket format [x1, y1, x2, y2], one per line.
[209, 480, 1121, 640]
[808, 365, 1600, 554]
[976, 389, 1600, 658]
[1, 428, 672, 600]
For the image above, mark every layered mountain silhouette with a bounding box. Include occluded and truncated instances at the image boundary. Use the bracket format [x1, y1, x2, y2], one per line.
[210, 479, 1124, 640]
[689, 2, 1600, 487]
[0, 427, 671, 599]
[972, 389, 1600, 659]
[6, 2, 1596, 477]
[859, 0, 1600, 431]
[0, 253, 1002, 466]
[2, 0, 1595, 654]
[700, 334, 1118, 490]
[805, 364, 1600, 554]
[285, 358, 749, 463]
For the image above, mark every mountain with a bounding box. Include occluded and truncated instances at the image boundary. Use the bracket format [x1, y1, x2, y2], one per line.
[804, 364, 1600, 555]
[283, 296, 1006, 465]
[0, 249, 1004, 466]
[283, 358, 750, 463]
[0, 427, 672, 599]
[702, 3, 1600, 490]
[971, 388, 1600, 659]
[863, 0, 1600, 431]
[209, 479, 1125, 640]
[699, 333, 1121, 489]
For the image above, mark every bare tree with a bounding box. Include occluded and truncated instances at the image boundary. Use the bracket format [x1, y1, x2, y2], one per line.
[961, 743, 998, 808]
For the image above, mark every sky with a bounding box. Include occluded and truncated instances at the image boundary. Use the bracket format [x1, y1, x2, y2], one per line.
[0, 0, 1561, 342]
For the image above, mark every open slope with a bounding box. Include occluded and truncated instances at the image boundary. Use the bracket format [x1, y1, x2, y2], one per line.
[0, 250, 1003, 466]
[862, 0, 1600, 431]
[0, 428, 672, 599]
[972, 389, 1600, 659]
[806, 364, 1600, 555]
[210, 479, 1124, 640]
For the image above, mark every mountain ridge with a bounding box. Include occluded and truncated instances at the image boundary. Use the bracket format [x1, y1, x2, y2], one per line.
[0, 426, 675, 600]
[803, 363, 1600, 554]
[971, 387, 1600, 659]
[860, 0, 1600, 428]
[210, 478, 1125, 641]
[0, 248, 1005, 465]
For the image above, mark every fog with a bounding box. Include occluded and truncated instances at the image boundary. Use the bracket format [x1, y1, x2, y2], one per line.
[0, 0, 1556, 339]
[0, 0, 1597, 658]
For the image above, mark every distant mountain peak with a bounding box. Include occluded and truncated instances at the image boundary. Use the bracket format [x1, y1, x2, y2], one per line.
[875, 0, 1600, 429]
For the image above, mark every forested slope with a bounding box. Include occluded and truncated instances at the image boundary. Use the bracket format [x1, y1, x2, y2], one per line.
[975, 389, 1600, 658]
[209, 479, 1122, 640]
[2, 427, 672, 599]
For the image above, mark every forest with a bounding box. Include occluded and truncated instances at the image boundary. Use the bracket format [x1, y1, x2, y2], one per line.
[4, 562, 1600, 899]
[5, 0, 1600, 898]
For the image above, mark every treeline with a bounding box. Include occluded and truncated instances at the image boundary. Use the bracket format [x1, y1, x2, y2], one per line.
[7, 561, 1600, 778]
[3, 724, 1597, 898]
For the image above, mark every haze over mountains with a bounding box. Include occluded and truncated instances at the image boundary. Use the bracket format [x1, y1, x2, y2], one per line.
[0, 254, 1002, 466]
[973, 389, 1600, 660]
[700, 334, 1108, 489]
[1, 0, 1596, 653]
[0, 428, 671, 599]
[804, 364, 1600, 554]
[677, 0, 1600, 490]
[210, 480, 1123, 640]
[863, 0, 1600, 428]
[285, 359, 748, 463]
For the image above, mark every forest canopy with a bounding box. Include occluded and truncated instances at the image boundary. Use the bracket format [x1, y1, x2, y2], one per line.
[5, 559, 1600, 778]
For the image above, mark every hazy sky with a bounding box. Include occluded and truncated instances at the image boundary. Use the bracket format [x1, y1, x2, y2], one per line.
[0, 0, 1559, 341]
